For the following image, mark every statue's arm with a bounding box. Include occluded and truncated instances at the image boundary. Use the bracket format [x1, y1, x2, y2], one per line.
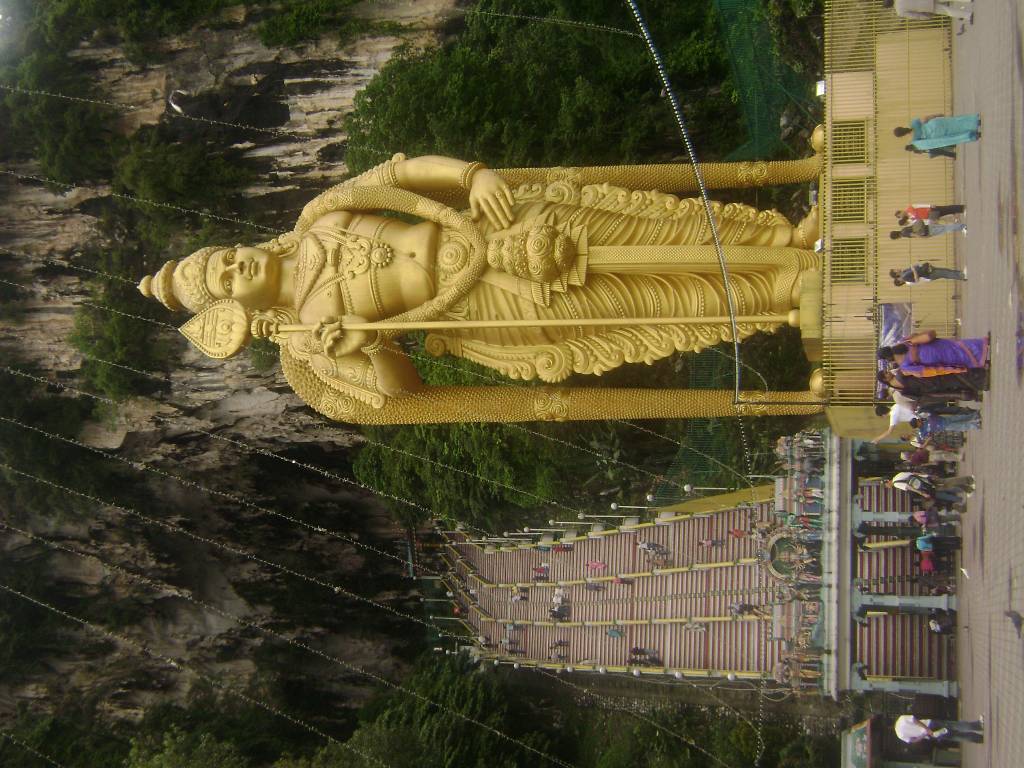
[312, 316, 424, 399]
[349, 154, 473, 192]
[354, 155, 514, 229]
[393, 155, 478, 193]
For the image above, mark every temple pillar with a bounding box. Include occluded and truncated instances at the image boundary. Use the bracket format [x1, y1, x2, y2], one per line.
[850, 663, 957, 698]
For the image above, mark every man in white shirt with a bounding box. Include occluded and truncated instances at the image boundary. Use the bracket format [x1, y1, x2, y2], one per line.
[894, 715, 936, 743]
[894, 714, 984, 744]
[872, 390, 919, 443]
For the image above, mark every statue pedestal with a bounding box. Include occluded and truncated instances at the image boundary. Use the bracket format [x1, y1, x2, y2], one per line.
[797, 269, 823, 363]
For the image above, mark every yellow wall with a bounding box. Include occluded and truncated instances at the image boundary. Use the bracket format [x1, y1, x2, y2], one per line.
[820, 3, 957, 423]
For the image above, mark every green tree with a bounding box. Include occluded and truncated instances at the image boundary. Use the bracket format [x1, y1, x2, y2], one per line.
[344, 0, 738, 174]
[1, 50, 118, 184]
[127, 728, 250, 768]
[68, 244, 175, 401]
[0, 359, 121, 517]
[112, 127, 255, 249]
[0, 707, 130, 768]
[354, 420, 567, 529]
[287, 655, 557, 768]
[29, 0, 241, 60]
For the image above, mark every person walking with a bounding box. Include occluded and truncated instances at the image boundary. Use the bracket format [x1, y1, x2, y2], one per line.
[894, 714, 984, 744]
[878, 331, 988, 377]
[698, 538, 724, 548]
[878, 368, 986, 404]
[889, 472, 965, 505]
[915, 533, 962, 554]
[884, 0, 973, 22]
[895, 203, 965, 226]
[890, 221, 966, 240]
[893, 113, 981, 156]
[932, 474, 975, 492]
[872, 388, 920, 443]
[928, 609, 956, 634]
[911, 410, 982, 437]
[890, 263, 966, 286]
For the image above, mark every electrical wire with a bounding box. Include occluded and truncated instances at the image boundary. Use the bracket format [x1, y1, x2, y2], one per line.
[0, 731, 66, 768]
[0, 454, 461, 642]
[0, 580, 389, 768]
[0, 522, 577, 768]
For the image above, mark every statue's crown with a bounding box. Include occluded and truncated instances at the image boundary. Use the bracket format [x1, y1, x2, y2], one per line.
[138, 246, 223, 313]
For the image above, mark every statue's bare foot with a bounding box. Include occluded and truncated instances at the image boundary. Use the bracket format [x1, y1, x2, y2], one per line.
[790, 204, 820, 249]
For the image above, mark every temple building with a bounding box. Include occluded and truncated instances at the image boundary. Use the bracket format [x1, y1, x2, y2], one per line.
[437, 429, 956, 704]
[818, 0, 960, 438]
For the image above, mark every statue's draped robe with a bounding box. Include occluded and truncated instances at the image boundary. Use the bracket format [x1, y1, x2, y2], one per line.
[429, 182, 816, 381]
[285, 172, 818, 387]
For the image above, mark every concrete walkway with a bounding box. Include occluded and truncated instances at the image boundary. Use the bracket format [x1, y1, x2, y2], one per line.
[953, 2, 1024, 766]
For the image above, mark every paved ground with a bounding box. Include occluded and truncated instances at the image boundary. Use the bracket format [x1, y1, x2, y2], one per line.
[953, 2, 1024, 766]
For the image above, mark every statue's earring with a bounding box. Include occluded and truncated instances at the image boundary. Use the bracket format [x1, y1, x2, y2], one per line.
[179, 299, 251, 359]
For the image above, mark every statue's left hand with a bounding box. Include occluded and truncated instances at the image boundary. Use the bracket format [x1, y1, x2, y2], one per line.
[314, 315, 376, 357]
[468, 169, 515, 230]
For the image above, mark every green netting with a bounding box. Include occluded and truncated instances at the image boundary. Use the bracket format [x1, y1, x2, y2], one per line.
[714, 0, 816, 160]
[646, 350, 754, 505]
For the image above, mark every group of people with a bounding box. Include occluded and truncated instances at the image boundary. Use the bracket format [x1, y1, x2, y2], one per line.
[775, 430, 828, 587]
[873, 329, 988, 578]
[627, 646, 660, 666]
[890, 203, 967, 248]
[874, 330, 988, 445]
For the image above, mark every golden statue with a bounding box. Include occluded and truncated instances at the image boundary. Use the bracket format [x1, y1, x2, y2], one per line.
[139, 143, 826, 424]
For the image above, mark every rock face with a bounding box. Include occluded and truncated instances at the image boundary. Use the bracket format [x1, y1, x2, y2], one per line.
[0, 2, 458, 723]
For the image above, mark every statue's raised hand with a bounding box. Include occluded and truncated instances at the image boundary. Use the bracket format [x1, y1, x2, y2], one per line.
[313, 315, 377, 357]
[468, 168, 515, 230]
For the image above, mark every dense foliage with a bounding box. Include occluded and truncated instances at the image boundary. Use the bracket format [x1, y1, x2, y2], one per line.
[344, 0, 740, 174]
[0, 656, 840, 768]
[0, 3, 836, 767]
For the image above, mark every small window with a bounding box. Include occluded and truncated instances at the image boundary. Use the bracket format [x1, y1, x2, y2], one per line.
[831, 178, 868, 222]
[830, 238, 868, 283]
[832, 121, 868, 164]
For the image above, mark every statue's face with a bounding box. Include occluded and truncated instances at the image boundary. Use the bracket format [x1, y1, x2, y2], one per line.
[206, 247, 280, 309]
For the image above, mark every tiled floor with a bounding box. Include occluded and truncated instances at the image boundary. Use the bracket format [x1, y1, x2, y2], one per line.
[952, 3, 1024, 765]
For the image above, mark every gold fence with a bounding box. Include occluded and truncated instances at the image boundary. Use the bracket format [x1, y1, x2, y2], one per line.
[821, 0, 957, 406]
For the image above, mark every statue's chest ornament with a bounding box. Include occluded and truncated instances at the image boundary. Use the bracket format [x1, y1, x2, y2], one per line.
[328, 233, 393, 279]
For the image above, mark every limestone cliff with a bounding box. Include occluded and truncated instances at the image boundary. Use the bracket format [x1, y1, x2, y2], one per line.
[0, 1, 458, 723]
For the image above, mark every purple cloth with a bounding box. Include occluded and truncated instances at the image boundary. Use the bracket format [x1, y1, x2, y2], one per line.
[900, 337, 988, 375]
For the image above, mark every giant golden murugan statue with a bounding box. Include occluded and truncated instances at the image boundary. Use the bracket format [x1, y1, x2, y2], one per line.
[139, 142, 827, 424]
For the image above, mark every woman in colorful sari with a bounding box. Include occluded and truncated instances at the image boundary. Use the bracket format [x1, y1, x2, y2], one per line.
[894, 114, 981, 156]
[877, 368, 987, 401]
[877, 330, 988, 377]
